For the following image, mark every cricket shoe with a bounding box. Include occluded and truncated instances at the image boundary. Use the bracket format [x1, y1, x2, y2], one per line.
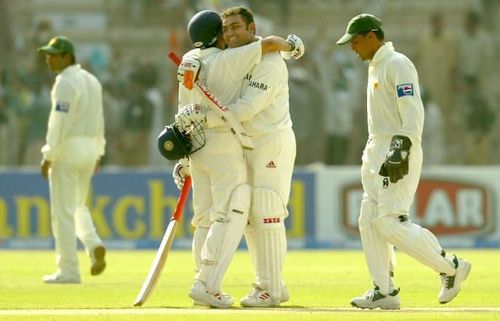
[438, 256, 471, 304]
[351, 287, 400, 310]
[240, 285, 289, 307]
[189, 280, 234, 308]
[43, 273, 81, 284]
[90, 245, 106, 276]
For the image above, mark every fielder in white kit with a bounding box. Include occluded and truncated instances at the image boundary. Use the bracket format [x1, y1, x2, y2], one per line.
[38, 36, 106, 284]
[170, 10, 303, 308]
[336, 14, 471, 309]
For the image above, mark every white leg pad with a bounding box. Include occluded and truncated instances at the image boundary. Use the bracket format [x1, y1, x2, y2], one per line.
[244, 224, 258, 280]
[192, 227, 209, 274]
[249, 188, 287, 300]
[197, 184, 250, 293]
[373, 215, 455, 275]
[358, 197, 394, 294]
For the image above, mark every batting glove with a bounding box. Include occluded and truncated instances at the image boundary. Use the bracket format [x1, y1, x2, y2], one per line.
[172, 158, 190, 190]
[175, 103, 207, 130]
[379, 135, 412, 184]
[281, 34, 305, 60]
[177, 56, 201, 90]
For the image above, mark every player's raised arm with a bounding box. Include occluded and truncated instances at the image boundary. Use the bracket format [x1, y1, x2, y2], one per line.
[261, 34, 305, 59]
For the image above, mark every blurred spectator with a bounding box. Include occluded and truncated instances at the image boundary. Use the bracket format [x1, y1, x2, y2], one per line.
[30, 20, 54, 74]
[119, 70, 154, 166]
[0, 71, 7, 165]
[421, 90, 445, 166]
[457, 10, 494, 100]
[456, 10, 495, 164]
[462, 77, 496, 165]
[417, 12, 458, 164]
[288, 62, 322, 165]
[100, 81, 126, 166]
[21, 72, 51, 165]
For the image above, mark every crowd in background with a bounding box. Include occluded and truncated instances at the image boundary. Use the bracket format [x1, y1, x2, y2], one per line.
[1, 0, 499, 168]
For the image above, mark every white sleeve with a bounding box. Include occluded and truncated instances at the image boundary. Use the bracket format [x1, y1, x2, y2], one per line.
[391, 58, 425, 143]
[41, 78, 75, 160]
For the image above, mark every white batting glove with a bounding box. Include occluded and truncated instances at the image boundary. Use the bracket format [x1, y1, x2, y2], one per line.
[172, 158, 190, 190]
[280, 34, 305, 60]
[175, 103, 207, 130]
[177, 56, 201, 90]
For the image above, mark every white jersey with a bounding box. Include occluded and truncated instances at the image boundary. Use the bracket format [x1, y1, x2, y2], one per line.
[42, 64, 105, 161]
[367, 42, 424, 145]
[230, 52, 292, 136]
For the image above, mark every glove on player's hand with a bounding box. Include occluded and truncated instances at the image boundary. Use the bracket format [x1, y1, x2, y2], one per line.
[379, 135, 412, 184]
[175, 103, 207, 130]
[172, 158, 190, 190]
[177, 56, 201, 90]
[280, 34, 305, 60]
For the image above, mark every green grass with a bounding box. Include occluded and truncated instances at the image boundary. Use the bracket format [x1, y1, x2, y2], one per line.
[0, 249, 499, 321]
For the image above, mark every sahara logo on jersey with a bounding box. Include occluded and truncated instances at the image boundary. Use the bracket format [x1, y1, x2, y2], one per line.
[342, 179, 492, 236]
[396, 83, 414, 97]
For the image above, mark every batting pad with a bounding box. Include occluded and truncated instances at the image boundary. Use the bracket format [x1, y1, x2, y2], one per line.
[250, 188, 287, 225]
[358, 198, 394, 294]
[252, 224, 287, 300]
[192, 227, 208, 273]
[373, 215, 456, 275]
[197, 184, 250, 293]
[246, 187, 288, 300]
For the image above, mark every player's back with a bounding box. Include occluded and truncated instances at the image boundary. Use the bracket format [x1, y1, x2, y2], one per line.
[178, 41, 262, 109]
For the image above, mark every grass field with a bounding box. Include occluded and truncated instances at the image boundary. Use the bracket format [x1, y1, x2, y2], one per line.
[0, 249, 499, 321]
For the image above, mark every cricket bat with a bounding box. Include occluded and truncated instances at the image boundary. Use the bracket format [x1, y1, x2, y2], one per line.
[133, 176, 192, 306]
[168, 51, 254, 150]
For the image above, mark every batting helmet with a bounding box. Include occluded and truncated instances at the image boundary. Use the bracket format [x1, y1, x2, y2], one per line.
[157, 122, 206, 160]
[188, 10, 222, 49]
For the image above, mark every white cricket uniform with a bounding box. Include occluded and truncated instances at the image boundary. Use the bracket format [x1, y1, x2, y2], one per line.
[358, 42, 456, 295]
[42, 64, 105, 278]
[225, 52, 296, 301]
[362, 41, 424, 215]
[179, 41, 262, 228]
[178, 41, 262, 293]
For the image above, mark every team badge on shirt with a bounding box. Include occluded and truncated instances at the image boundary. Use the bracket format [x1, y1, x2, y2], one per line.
[55, 101, 70, 113]
[396, 83, 414, 97]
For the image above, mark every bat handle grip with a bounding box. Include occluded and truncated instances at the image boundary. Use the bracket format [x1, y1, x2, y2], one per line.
[172, 176, 191, 221]
[168, 51, 181, 66]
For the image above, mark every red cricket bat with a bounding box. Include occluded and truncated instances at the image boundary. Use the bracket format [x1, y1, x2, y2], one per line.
[168, 51, 254, 150]
[133, 176, 192, 306]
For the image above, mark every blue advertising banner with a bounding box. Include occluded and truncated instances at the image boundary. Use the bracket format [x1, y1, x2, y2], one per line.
[0, 169, 315, 249]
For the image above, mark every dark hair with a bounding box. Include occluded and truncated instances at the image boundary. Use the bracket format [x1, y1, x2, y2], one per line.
[359, 29, 385, 41]
[221, 6, 255, 27]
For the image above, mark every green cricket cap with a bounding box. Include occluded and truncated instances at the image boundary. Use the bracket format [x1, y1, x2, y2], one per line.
[37, 36, 75, 54]
[336, 13, 382, 45]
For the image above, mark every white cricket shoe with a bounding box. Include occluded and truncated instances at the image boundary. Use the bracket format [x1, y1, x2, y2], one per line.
[240, 285, 289, 307]
[438, 256, 471, 304]
[90, 245, 106, 276]
[43, 273, 81, 284]
[351, 287, 400, 310]
[189, 280, 234, 308]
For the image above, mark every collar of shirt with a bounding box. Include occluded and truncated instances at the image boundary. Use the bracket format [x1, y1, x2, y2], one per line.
[61, 64, 81, 75]
[370, 41, 394, 66]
